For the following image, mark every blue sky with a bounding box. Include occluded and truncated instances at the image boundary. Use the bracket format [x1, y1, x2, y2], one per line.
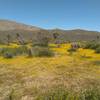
[0, 0, 100, 31]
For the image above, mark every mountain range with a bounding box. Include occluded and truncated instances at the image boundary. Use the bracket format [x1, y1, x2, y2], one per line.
[0, 19, 100, 44]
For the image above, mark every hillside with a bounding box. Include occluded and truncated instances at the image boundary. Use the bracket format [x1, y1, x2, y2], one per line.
[49, 29, 100, 42]
[0, 20, 41, 31]
[0, 20, 49, 44]
[0, 20, 100, 44]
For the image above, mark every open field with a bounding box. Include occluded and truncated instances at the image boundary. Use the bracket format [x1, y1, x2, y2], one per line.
[0, 43, 100, 100]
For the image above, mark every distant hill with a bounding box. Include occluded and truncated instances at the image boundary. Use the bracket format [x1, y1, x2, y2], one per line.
[49, 29, 100, 43]
[0, 19, 100, 44]
[0, 20, 49, 44]
[0, 19, 41, 31]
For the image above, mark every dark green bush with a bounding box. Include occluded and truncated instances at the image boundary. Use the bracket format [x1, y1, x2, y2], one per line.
[0, 45, 54, 58]
[84, 41, 100, 54]
[0, 48, 16, 57]
[95, 47, 100, 53]
[3, 52, 14, 58]
[32, 36, 49, 47]
[84, 41, 100, 50]
[0, 46, 28, 58]
[15, 46, 28, 55]
[30, 46, 54, 57]
[68, 48, 77, 52]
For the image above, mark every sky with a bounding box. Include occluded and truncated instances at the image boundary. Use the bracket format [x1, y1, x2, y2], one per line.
[0, 0, 100, 31]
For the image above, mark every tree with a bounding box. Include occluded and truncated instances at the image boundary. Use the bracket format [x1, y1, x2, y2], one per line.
[53, 32, 59, 44]
[16, 33, 25, 45]
[53, 32, 59, 39]
[33, 32, 49, 47]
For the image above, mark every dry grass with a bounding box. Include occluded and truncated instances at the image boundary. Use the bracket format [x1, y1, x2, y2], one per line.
[0, 43, 100, 100]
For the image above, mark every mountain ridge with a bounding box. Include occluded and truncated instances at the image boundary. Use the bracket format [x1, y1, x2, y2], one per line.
[0, 19, 42, 31]
[0, 19, 100, 43]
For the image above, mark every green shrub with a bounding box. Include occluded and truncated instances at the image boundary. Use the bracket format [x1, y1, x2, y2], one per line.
[84, 41, 100, 54]
[0, 45, 54, 58]
[95, 47, 100, 53]
[3, 52, 14, 58]
[15, 46, 28, 55]
[32, 36, 49, 47]
[30, 46, 54, 57]
[68, 48, 77, 54]
[0, 46, 28, 58]
[84, 41, 100, 50]
[0, 48, 16, 57]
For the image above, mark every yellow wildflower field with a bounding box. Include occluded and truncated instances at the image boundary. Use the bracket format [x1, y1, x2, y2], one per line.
[0, 43, 100, 99]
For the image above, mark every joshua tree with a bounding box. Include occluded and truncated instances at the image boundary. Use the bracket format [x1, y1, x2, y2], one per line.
[33, 32, 49, 47]
[16, 33, 25, 45]
[53, 32, 59, 44]
[53, 32, 59, 39]
[71, 42, 80, 49]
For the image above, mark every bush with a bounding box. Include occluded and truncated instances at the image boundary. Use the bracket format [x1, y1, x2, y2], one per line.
[0, 45, 54, 58]
[84, 41, 100, 50]
[68, 48, 77, 52]
[30, 46, 54, 57]
[15, 46, 28, 55]
[84, 41, 100, 54]
[0, 46, 28, 58]
[3, 52, 14, 58]
[32, 35, 49, 47]
[95, 47, 100, 53]
[0, 48, 16, 57]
